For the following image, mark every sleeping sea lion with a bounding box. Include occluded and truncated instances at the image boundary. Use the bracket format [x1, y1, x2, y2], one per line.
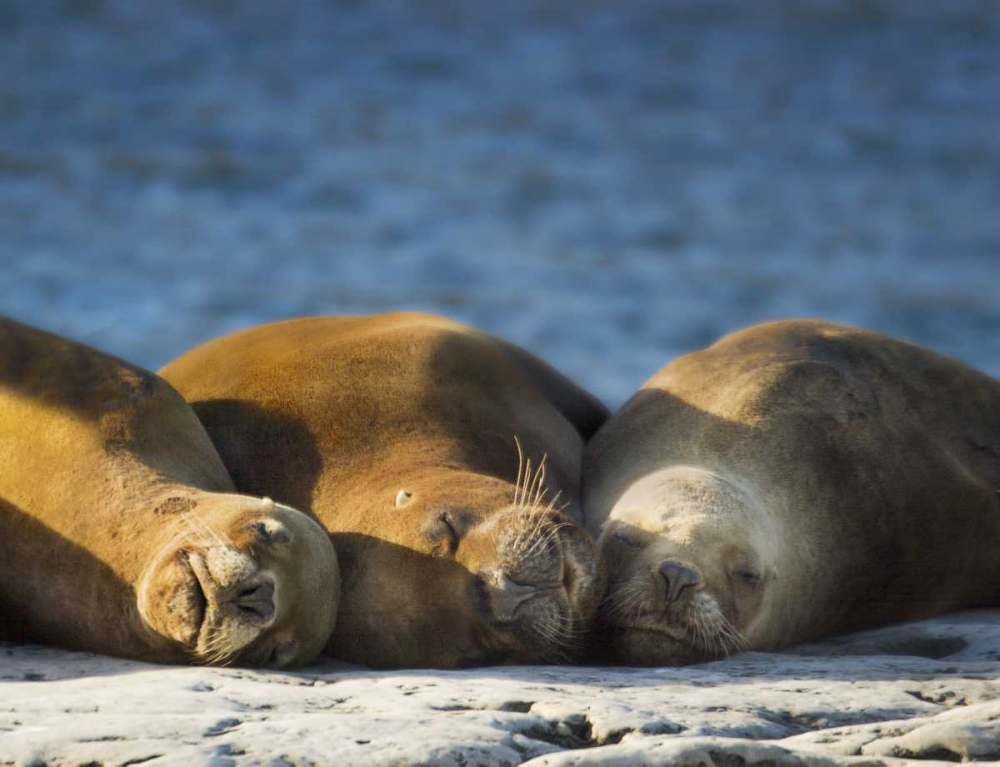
[161, 312, 608, 668]
[0, 318, 340, 667]
[584, 320, 1000, 665]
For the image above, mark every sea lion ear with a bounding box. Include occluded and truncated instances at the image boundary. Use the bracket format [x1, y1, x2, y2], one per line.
[395, 489, 413, 508]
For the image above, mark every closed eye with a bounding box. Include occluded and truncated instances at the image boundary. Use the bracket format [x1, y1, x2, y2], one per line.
[612, 531, 642, 548]
[438, 512, 460, 554]
[733, 570, 762, 588]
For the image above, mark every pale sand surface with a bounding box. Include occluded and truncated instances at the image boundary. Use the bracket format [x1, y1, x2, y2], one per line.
[3, 610, 1000, 765]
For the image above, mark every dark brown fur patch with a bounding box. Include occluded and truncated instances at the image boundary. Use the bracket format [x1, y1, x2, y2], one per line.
[154, 496, 198, 515]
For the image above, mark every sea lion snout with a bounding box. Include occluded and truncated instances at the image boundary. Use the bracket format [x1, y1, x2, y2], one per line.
[138, 495, 339, 668]
[227, 577, 276, 623]
[142, 540, 277, 657]
[658, 560, 702, 605]
[485, 576, 552, 622]
[477, 506, 606, 659]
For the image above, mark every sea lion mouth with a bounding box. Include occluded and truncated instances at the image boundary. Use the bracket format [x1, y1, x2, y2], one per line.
[185, 548, 280, 661]
[181, 550, 210, 647]
[611, 621, 689, 642]
[600, 582, 749, 665]
[485, 525, 604, 662]
[511, 581, 564, 617]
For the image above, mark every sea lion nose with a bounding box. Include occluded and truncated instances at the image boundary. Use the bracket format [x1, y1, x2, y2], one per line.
[232, 578, 276, 622]
[488, 576, 545, 622]
[658, 560, 700, 604]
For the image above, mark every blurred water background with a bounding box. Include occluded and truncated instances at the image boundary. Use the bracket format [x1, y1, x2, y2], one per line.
[1, 0, 997, 406]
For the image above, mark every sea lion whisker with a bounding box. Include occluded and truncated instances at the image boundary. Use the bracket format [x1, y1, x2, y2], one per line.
[204, 645, 236, 667]
[609, 579, 648, 623]
[603, 580, 641, 620]
[533, 614, 575, 650]
[522, 532, 555, 559]
[514, 455, 539, 520]
[512, 436, 526, 510]
[515, 522, 567, 562]
[513, 503, 545, 550]
[504, 503, 554, 561]
[188, 511, 233, 549]
[203, 631, 244, 666]
[720, 632, 738, 658]
[199, 629, 233, 654]
[545, 492, 566, 517]
[700, 613, 718, 660]
[526, 494, 555, 540]
[719, 617, 749, 652]
[184, 512, 230, 551]
[518, 443, 538, 516]
[528, 454, 548, 510]
[695, 613, 708, 653]
[686, 612, 702, 654]
[719, 630, 740, 657]
[710, 610, 730, 659]
[711, 610, 746, 658]
[550, 616, 591, 640]
[144, 526, 198, 588]
[532, 476, 551, 515]
[521, 457, 534, 515]
[507, 521, 558, 566]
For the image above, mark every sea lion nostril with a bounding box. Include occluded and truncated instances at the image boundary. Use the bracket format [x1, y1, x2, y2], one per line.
[488, 576, 548, 622]
[659, 560, 700, 604]
[232, 579, 275, 621]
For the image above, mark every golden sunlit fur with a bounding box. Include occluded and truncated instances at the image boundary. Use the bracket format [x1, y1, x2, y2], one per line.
[161, 312, 609, 668]
[0, 318, 340, 667]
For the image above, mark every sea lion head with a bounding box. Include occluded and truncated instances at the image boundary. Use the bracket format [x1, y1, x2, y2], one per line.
[138, 494, 339, 668]
[597, 466, 779, 665]
[332, 463, 605, 669]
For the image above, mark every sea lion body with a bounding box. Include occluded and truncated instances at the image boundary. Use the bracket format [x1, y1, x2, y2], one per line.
[584, 320, 1000, 664]
[0, 318, 340, 667]
[161, 312, 609, 668]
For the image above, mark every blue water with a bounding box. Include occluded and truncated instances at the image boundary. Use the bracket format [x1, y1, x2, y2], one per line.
[1, 0, 998, 405]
